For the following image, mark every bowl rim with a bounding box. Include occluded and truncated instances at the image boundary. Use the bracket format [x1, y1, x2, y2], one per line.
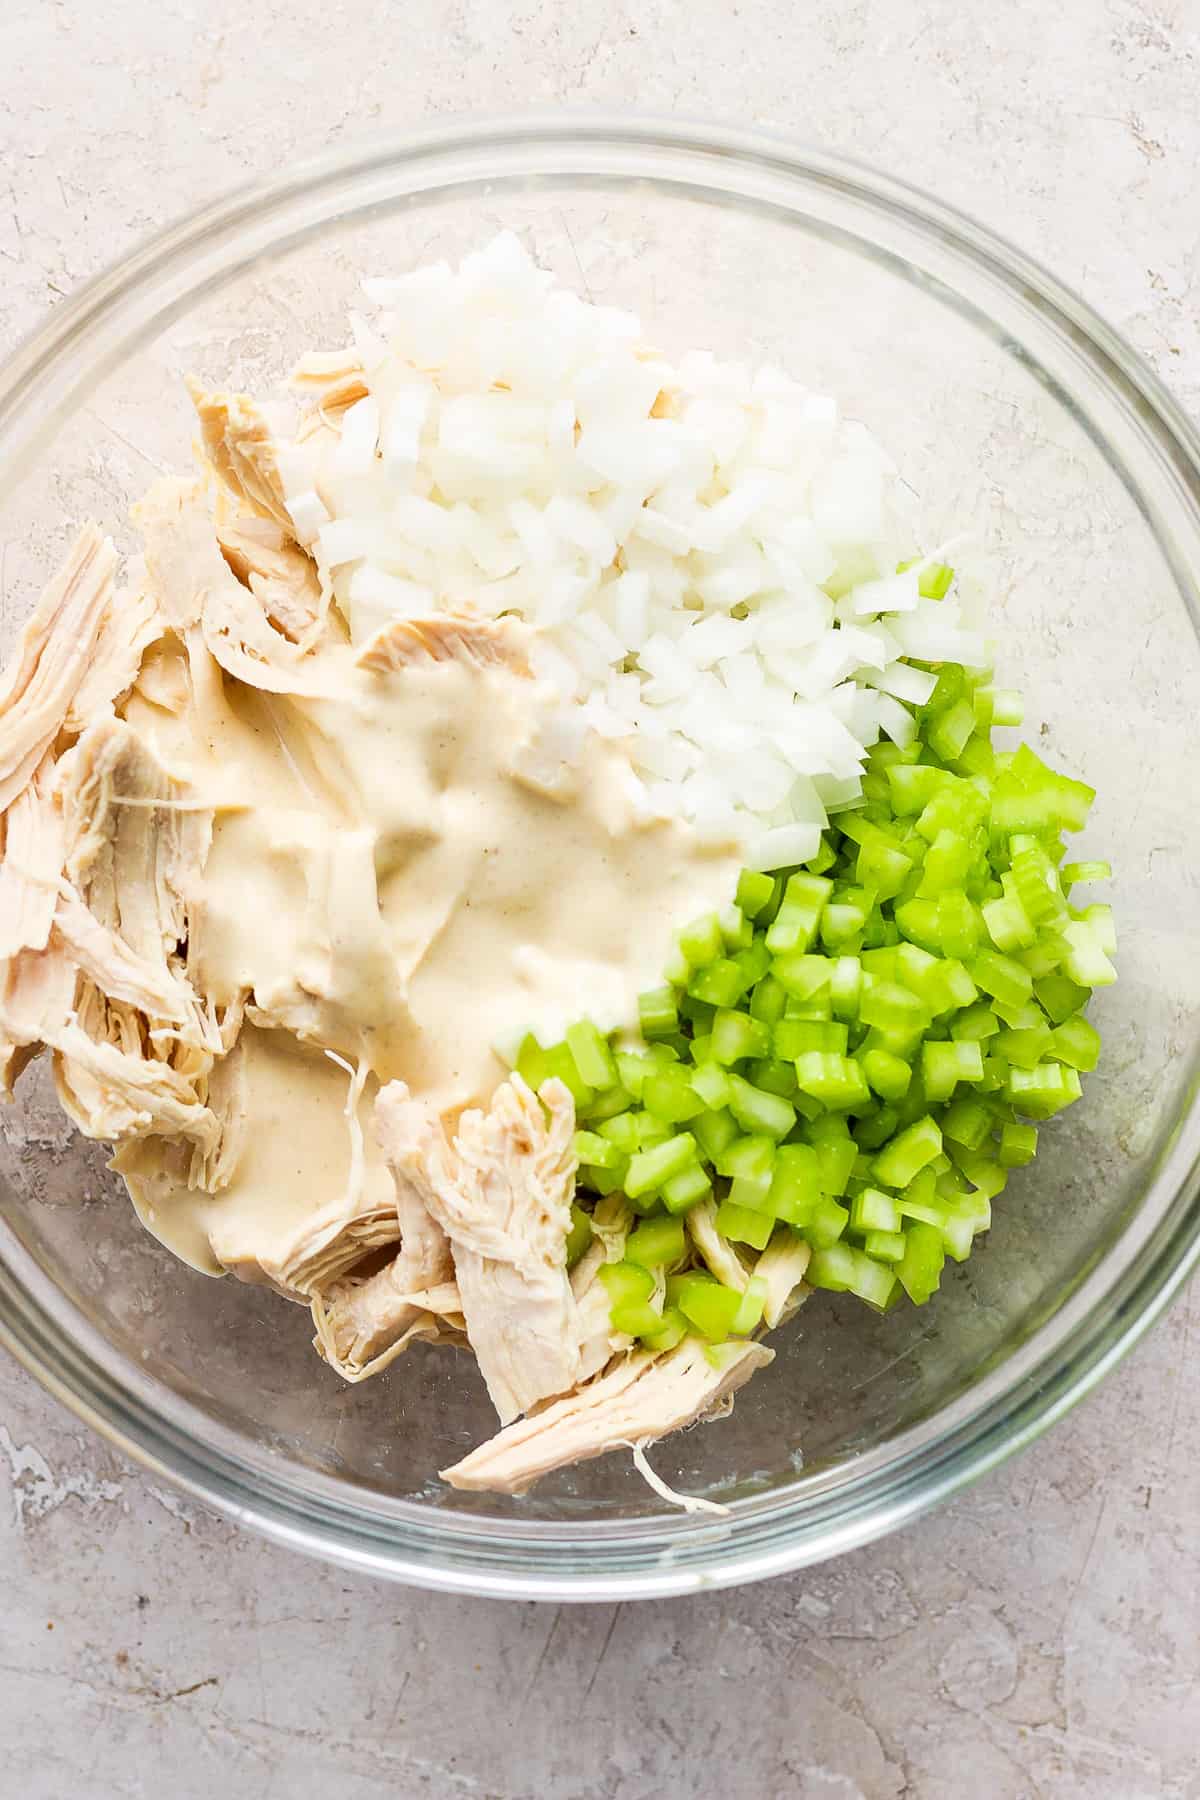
[1, 109, 1198, 1601]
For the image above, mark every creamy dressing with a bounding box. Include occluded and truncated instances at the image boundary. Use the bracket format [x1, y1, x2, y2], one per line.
[117, 621, 740, 1277]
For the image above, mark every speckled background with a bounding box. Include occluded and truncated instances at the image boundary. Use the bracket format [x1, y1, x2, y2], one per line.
[2, 3, 1198, 1795]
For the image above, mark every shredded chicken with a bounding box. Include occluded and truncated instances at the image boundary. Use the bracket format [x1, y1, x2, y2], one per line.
[0, 756, 64, 959]
[385, 1074, 583, 1425]
[288, 349, 370, 417]
[686, 1197, 751, 1292]
[214, 504, 326, 646]
[0, 526, 117, 813]
[187, 380, 296, 534]
[442, 1340, 773, 1495]
[355, 610, 530, 676]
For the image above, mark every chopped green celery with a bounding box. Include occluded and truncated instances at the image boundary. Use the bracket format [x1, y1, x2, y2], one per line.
[635, 1112, 672, 1148]
[639, 1305, 689, 1351]
[733, 939, 772, 986]
[998, 1121, 1038, 1166]
[856, 836, 913, 901]
[850, 1187, 903, 1233]
[668, 1272, 742, 1341]
[750, 973, 787, 1024]
[765, 873, 833, 954]
[1061, 860, 1112, 889]
[859, 980, 931, 1035]
[687, 957, 750, 1008]
[689, 1032, 714, 1065]
[829, 956, 863, 1019]
[806, 834, 839, 876]
[873, 1114, 943, 1188]
[896, 1167, 948, 1227]
[808, 1242, 897, 1308]
[945, 1144, 1007, 1201]
[915, 780, 988, 843]
[765, 1142, 821, 1212]
[540, 1043, 595, 1108]
[747, 1057, 800, 1098]
[991, 744, 1095, 834]
[727, 1073, 796, 1141]
[515, 1033, 550, 1093]
[638, 986, 679, 1040]
[808, 1123, 858, 1197]
[716, 1199, 775, 1251]
[573, 1129, 626, 1171]
[928, 698, 976, 762]
[794, 1051, 871, 1110]
[690, 1063, 731, 1110]
[804, 1195, 850, 1249]
[663, 942, 691, 988]
[584, 1083, 635, 1123]
[953, 733, 996, 782]
[736, 868, 778, 918]
[940, 1095, 992, 1151]
[982, 891, 1037, 952]
[565, 1204, 593, 1270]
[1034, 973, 1091, 1025]
[624, 1133, 698, 1199]
[772, 952, 832, 1001]
[730, 1275, 769, 1335]
[642, 1067, 705, 1123]
[711, 1009, 771, 1065]
[893, 896, 943, 954]
[774, 1018, 849, 1058]
[598, 1260, 655, 1311]
[1061, 920, 1117, 987]
[820, 902, 868, 950]
[1005, 1062, 1083, 1119]
[692, 1105, 738, 1162]
[715, 1134, 776, 1185]
[897, 1220, 946, 1304]
[918, 560, 955, 600]
[1052, 1014, 1101, 1071]
[597, 1111, 640, 1153]
[971, 948, 1034, 1009]
[612, 1300, 666, 1337]
[719, 905, 754, 952]
[678, 995, 716, 1033]
[935, 891, 985, 958]
[625, 1215, 687, 1269]
[917, 828, 973, 898]
[888, 763, 951, 816]
[926, 958, 978, 1015]
[993, 1023, 1054, 1070]
[579, 1164, 622, 1197]
[973, 685, 1023, 728]
[677, 912, 725, 967]
[860, 1047, 912, 1101]
[1008, 847, 1067, 929]
[659, 1162, 713, 1214]
[853, 1104, 901, 1151]
[614, 1050, 649, 1100]
[1015, 934, 1070, 978]
[864, 1228, 907, 1263]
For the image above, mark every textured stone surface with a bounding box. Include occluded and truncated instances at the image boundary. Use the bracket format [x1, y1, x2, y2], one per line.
[1, 2, 1198, 1794]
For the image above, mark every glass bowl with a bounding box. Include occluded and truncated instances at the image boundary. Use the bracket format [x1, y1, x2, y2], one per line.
[1, 115, 1198, 1601]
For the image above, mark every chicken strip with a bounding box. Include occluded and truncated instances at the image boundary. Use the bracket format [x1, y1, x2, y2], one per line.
[355, 610, 530, 677]
[64, 580, 161, 734]
[214, 502, 325, 645]
[0, 756, 64, 960]
[409, 1073, 582, 1425]
[135, 479, 332, 696]
[187, 380, 296, 535]
[0, 525, 117, 813]
[442, 1339, 773, 1495]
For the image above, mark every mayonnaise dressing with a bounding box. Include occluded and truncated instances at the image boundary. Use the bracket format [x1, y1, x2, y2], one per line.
[116, 620, 741, 1278]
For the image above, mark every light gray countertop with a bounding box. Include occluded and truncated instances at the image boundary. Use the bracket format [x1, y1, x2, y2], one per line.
[2, 3, 1198, 1795]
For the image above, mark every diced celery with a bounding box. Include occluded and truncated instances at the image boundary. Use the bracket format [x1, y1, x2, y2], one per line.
[719, 905, 755, 952]
[998, 1121, 1038, 1166]
[864, 1228, 907, 1263]
[804, 1195, 850, 1249]
[669, 1272, 743, 1340]
[1052, 1014, 1101, 1071]
[765, 873, 832, 954]
[736, 868, 778, 918]
[573, 1129, 625, 1170]
[687, 958, 751, 1008]
[638, 986, 679, 1040]
[971, 948, 1034, 1009]
[711, 1008, 771, 1065]
[1061, 860, 1111, 889]
[873, 1114, 943, 1188]
[794, 1051, 871, 1110]
[730, 1275, 769, 1335]
[940, 1094, 992, 1151]
[642, 1067, 705, 1123]
[921, 1039, 984, 1103]
[565, 1203, 593, 1270]
[659, 1161, 714, 1214]
[1034, 972, 1090, 1025]
[829, 955, 863, 1020]
[624, 1133, 698, 1198]
[850, 1186, 903, 1233]
[774, 1018, 849, 1058]
[860, 1047, 912, 1101]
[640, 1305, 689, 1351]
[692, 1106, 738, 1162]
[626, 1215, 687, 1269]
[897, 1220, 945, 1304]
[690, 1063, 732, 1110]
[750, 973, 787, 1024]
[728, 1073, 797, 1141]
[716, 1199, 775, 1251]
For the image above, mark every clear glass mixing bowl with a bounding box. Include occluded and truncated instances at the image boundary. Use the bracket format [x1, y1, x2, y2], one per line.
[1, 117, 1197, 1600]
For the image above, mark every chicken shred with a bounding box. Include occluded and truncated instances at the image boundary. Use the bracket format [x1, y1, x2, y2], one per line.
[355, 609, 530, 677]
[0, 526, 117, 814]
[442, 1339, 773, 1495]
